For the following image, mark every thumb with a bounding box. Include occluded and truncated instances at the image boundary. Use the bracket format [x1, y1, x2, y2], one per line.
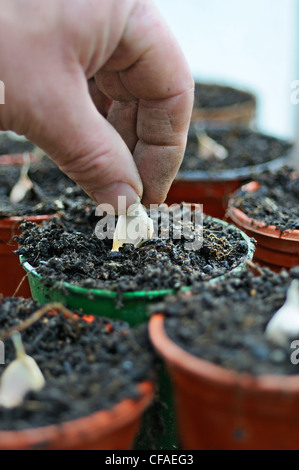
[26, 76, 143, 211]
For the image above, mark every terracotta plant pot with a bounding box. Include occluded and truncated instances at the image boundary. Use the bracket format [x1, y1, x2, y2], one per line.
[166, 177, 243, 219]
[0, 154, 39, 166]
[192, 82, 256, 128]
[227, 182, 299, 270]
[0, 215, 51, 298]
[0, 154, 86, 298]
[0, 300, 155, 450]
[0, 381, 153, 450]
[0, 153, 50, 298]
[149, 314, 299, 450]
[166, 127, 291, 219]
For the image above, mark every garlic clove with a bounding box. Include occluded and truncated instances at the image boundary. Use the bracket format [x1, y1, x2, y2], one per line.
[9, 176, 33, 204]
[0, 333, 45, 409]
[112, 203, 154, 252]
[265, 280, 299, 347]
[9, 152, 33, 204]
[196, 131, 228, 161]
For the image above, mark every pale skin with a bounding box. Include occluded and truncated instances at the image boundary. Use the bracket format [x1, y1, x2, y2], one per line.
[0, 0, 194, 210]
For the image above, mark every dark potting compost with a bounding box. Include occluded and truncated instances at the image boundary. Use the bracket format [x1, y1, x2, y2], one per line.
[0, 298, 155, 431]
[160, 268, 299, 376]
[180, 127, 292, 174]
[193, 83, 255, 110]
[230, 167, 299, 232]
[0, 156, 90, 218]
[16, 205, 251, 293]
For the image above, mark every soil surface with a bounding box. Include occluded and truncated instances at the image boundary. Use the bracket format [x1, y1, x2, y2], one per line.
[179, 127, 292, 174]
[230, 167, 299, 232]
[194, 83, 254, 109]
[0, 298, 155, 431]
[0, 133, 34, 156]
[16, 205, 251, 293]
[0, 156, 89, 218]
[160, 268, 299, 376]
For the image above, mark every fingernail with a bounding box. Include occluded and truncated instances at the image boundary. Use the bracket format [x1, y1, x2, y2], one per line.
[92, 182, 140, 213]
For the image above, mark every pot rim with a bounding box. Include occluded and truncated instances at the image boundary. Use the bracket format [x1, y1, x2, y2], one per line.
[149, 314, 299, 393]
[0, 215, 52, 228]
[228, 181, 299, 240]
[0, 153, 39, 166]
[193, 82, 256, 107]
[0, 381, 154, 449]
[19, 217, 256, 300]
[175, 155, 290, 182]
[191, 98, 256, 124]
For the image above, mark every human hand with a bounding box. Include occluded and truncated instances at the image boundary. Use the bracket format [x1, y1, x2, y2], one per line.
[0, 0, 194, 210]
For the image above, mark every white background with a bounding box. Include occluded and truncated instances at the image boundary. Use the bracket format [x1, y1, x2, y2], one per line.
[155, 0, 298, 141]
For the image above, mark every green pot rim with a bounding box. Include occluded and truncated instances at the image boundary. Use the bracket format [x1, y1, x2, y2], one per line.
[20, 218, 255, 300]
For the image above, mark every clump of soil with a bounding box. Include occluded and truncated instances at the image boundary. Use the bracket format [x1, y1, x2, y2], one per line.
[0, 298, 155, 431]
[0, 133, 34, 156]
[160, 267, 299, 376]
[230, 167, 299, 232]
[0, 156, 90, 218]
[16, 205, 252, 293]
[194, 83, 255, 109]
[180, 127, 292, 174]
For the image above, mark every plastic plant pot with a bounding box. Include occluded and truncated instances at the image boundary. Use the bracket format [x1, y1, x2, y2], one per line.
[166, 177, 242, 219]
[19, 218, 255, 327]
[0, 153, 51, 297]
[166, 156, 290, 220]
[0, 215, 51, 298]
[149, 314, 299, 450]
[227, 182, 299, 270]
[0, 381, 154, 450]
[191, 83, 257, 128]
[0, 308, 154, 450]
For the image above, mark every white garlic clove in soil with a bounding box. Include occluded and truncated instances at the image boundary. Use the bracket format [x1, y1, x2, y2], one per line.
[0, 333, 45, 409]
[265, 280, 299, 347]
[9, 152, 33, 204]
[112, 202, 154, 252]
[195, 129, 228, 161]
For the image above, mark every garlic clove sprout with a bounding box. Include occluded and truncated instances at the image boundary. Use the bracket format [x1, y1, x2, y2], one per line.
[112, 202, 154, 252]
[0, 333, 45, 409]
[9, 152, 33, 204]
[265, 280, 299, 347]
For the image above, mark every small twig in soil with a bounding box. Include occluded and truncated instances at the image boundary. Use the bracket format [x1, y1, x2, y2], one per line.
[245, 259, 264, 275]
[0, 303, 79, 342]
[12, 273, 29, 298]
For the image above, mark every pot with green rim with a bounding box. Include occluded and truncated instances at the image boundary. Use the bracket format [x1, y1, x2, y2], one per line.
[19, 218, 255, 326]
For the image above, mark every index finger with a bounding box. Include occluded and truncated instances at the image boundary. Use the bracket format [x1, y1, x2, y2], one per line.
[96, 0, 194, 206]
